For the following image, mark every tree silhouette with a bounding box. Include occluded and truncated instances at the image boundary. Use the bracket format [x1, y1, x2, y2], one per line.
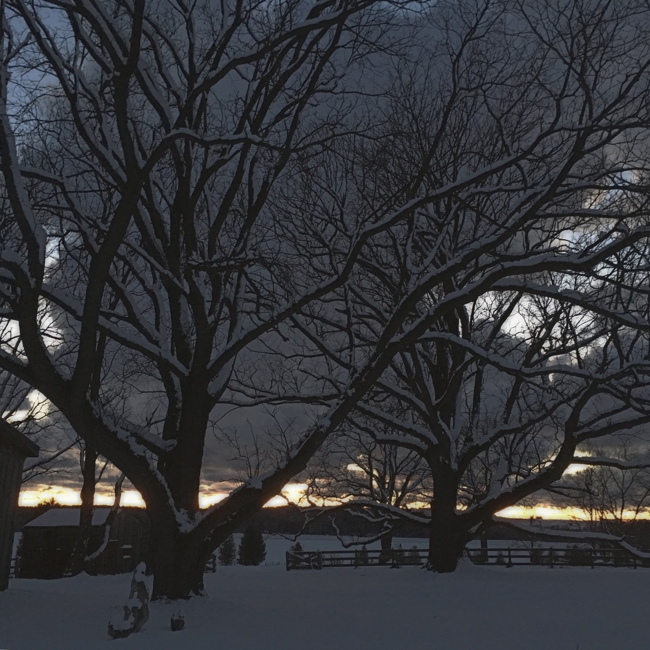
[238, 529, 266, 566]
[218, 535, 236, 567]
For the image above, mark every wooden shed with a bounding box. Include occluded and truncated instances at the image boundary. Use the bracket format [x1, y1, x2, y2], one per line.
[0, 420, 38, 591]
[18, 507, 147, 578]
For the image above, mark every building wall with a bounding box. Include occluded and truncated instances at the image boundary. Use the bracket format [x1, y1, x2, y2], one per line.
[19, 511, 146, 579]
[0, 441, 24, 591]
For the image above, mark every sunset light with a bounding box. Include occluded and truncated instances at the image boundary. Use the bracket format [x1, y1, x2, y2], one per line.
[19, 483, 312, 510]
[19, 486, 650, 521]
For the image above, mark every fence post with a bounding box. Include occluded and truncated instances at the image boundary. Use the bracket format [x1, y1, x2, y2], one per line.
[590, 548, 594, 569]
[549, 548, 554, 568]
[507, 548, 512, 568]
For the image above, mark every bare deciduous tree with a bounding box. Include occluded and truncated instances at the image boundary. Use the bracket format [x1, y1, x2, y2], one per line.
[558, 442, 650, 534]
[305, 421, 431, 559]
[243, 0, 650, 571]
[0, 0, 424, 599]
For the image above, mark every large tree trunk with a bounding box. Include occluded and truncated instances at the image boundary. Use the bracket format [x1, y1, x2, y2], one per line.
[147, 514, 210, 601]
[426, 467, 465, 573]
[426, 509, 465, 572]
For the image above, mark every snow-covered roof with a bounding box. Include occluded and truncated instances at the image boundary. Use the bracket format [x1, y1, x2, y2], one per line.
[24, 508, 110, 528]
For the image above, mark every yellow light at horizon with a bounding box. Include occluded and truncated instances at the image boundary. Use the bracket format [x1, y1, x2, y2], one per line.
[19, 487, 81, 507]
[20, 482, 310, 509]
[96, 491, 146, 507]
[496, 505, 650, 521]
[22, 485, 650, 521]
[496, 505, 591, 520]
[19, 487, 147, 508]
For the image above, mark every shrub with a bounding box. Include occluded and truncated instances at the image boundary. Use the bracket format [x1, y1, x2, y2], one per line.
[217, 535, 237, 566]
[238, 528, 266, 566]
[290, 541, 303, 553]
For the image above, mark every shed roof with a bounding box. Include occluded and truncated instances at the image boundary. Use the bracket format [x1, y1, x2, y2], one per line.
[0, 419, 39, 458]
[24, 508, 111, 528]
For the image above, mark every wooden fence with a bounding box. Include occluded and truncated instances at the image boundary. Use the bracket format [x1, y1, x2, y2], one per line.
[467, 547, 649, 568]
[286, 546, 650, 570]
[286, 548, 428, 570]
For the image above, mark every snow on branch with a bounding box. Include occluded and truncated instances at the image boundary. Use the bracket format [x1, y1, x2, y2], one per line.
[570, 456, 650, 471]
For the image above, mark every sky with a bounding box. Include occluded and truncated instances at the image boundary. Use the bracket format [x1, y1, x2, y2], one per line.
[13, 386, 650, 520]
[19, 482, 650, 520]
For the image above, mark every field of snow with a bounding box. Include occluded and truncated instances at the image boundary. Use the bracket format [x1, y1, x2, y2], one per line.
[1, 535, 648, 650]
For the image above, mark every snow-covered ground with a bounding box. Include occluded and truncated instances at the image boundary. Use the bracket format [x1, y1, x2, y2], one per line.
[1, 536, 648, 649]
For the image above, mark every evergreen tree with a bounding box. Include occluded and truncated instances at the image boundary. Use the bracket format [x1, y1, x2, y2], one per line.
[218, 535, 237, 566]
[238, 528, 266, 566]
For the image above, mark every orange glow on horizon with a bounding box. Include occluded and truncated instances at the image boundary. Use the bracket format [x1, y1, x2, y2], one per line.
[19, 482, 311, 510]
[19, 488, 146, 508]
[20, 486, 650, 521]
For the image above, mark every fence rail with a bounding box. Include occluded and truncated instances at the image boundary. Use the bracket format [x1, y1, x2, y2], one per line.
[286, 548, 427, 570]
[467, 547, 649, 568]
[286, 546, 650, 570]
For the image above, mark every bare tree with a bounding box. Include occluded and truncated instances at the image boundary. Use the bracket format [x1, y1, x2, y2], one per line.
[558, 441, 650, 535]
[240, 0, 650, 571]
[0, 0, 424, 599]
[306, 421, 431, 559]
